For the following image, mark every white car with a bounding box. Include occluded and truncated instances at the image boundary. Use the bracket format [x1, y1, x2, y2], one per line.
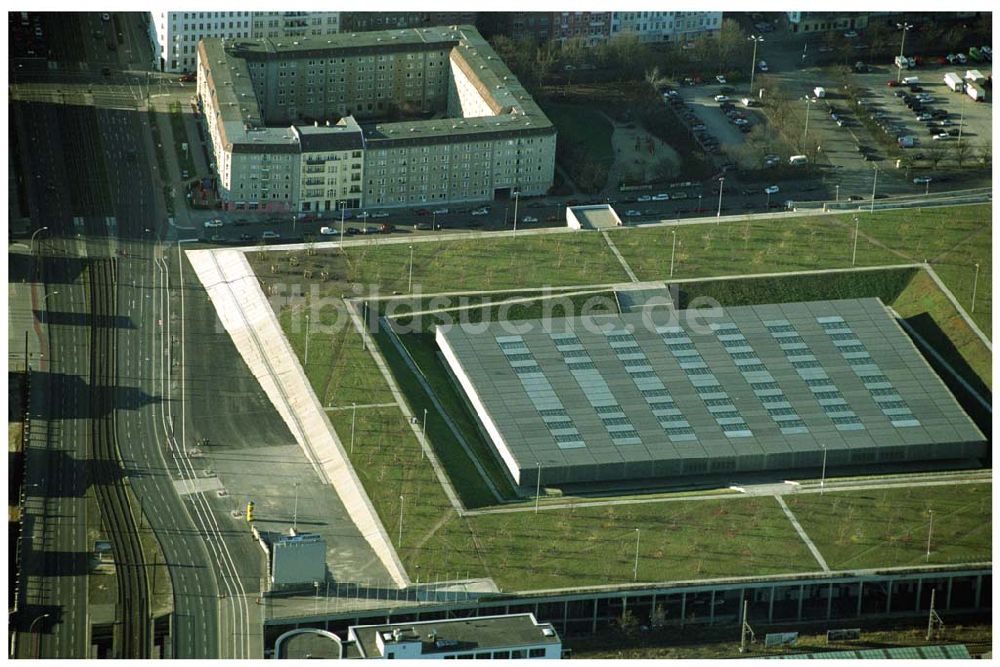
[637, 195, 652, 202]
[625, 210, 641, 217]
[913, 176, 932, 184]
[471, 207, 490, 215]
[357, 211, 370, 219]
[521, 216, 538, 223]
[764, 185, 780, 195]
[203, 219, 223, 228]
[716, 75, 727, 84]
[432, 208, 449, 215]
[843, 30, 858, 38]
[651, 193, 670, 201]
[714, 94, 729, 103]
[371, 211, 390, 219]
[319, 226, 337, 235]
[932, 132, 952, 141]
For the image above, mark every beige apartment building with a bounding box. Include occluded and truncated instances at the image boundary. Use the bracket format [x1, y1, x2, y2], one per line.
[197, 26, 555, 213]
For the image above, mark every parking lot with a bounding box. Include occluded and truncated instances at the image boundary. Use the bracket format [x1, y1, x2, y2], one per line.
[850, 63, 993, 158]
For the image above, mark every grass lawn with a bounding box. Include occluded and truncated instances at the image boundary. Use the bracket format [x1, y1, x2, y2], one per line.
[168, 101, 196, 176]
[541, 101, 615, 166]
[613, 204, 991, 335]
[786, 483, 991, 570]
[250, 232, 628, 299]
[257, 203, 991, 592]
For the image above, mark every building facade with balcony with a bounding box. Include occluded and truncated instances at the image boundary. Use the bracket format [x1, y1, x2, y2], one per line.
[610, 11, 723, 43]
[152, 11, 340, 72]
[785, 12, 870, 33]
[197, 26, 555, 213]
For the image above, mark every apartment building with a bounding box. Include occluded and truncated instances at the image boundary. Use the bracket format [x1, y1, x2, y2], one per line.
[610, 11, 723, 42]
[785, 12, 870, 33]
[197, 26, 555, 213]
[152, 11, 339, 72]
[339, 12, 477, 33]
[481, 12, 611, 44]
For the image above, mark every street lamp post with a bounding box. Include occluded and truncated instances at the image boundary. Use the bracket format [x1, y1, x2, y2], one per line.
[716, 177, 725, 219]
[420, 408, 427, 460]
[835, 184, 840, 202]
[304, 313, 310, 367]
[534, 462, 541, 514]
[803, 97, 813, 142]
[339, 201, 347, 248]
[30, 226, 49, 255]
[870, 164, 878, 214]
[350, 402, 357, 454]
[971, 262, 980, 313]
[896, 22, 914, 83]
[398, 495, 404, 547]
[633, 529, 640, 581]
[512, 190, 520, 238]
[748, 35, 763, 96]
[852, 215, 860, 266]
[407, 245, 414, 293]
[669, 230, 677, 277]
[820, 444, 827, 495]
[292, 482, 300, 532]
[30, 612, 50, 659]
[925, 509, 934, 561]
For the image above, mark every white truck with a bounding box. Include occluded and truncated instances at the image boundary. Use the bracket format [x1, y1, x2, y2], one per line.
[965, 69, 986, 82]
[894, 55, 910, 69]
[966, 82, 986, 102]
[813, 86, 826, 98]
[944, 72, 964, 91]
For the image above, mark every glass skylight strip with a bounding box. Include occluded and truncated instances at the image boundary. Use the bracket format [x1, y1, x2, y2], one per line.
[495, 335, 585, 449]
[765, 320, 864, 431]
[550, 333, 642, 446]
[602, 329, 695, 442]
[711, 322, 807, 435]
[657, 330, 752, 438]
[815, 317, 920, 428]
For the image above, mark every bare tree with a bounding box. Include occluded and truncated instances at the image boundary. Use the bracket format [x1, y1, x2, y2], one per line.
[644, 66, 667, 92]
[978, 139, 992, 167]
[953, 140, 974, 167]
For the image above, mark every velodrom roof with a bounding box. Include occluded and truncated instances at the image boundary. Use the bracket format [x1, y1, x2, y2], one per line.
[435, 298, 986, 488]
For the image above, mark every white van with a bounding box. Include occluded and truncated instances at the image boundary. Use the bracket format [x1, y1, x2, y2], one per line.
[902, 76, 919, 85]
[813, 86, 826, 98]
[788, 155, 809, 166]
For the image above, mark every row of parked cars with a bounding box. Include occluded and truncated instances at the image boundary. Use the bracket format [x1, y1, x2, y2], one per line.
[892, 86, 960, 142]
[662, 88, 724, 154]
[717, 98, 753, 134]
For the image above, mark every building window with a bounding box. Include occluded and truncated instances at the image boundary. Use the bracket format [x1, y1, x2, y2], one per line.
[529, 648, 546, 658]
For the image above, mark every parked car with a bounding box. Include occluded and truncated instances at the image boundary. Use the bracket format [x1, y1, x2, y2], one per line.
[319, 226, 337, 235]
[651, 193, 670, 201]
[636, 195, 652, 202]
[716, 74, 727, 84]
[764, 185, 780, 195]
[843, 30, 858, 38]
[913, 176, 932, 184]
[887, 80, 900, 87]
[471, 207, 489, 215]
[261, 231, 280, 239]
[357, 211, 370, 219]
[714, 95, 730, 103]
[432, 208, 449, 215]
[932, 132, 952, 140]
[203, 219, 223, 228]
[521, 216, 538, 223]
[625, 210, 641, 217]
[758, 60, 768, 72]
[371, 211, 390, 219]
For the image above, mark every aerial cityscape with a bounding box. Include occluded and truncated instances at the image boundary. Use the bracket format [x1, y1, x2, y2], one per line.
[7, 9, 992, 660]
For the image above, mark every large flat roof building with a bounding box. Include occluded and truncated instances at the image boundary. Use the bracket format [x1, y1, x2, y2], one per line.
[196, 26, 555, 213]
[436, 298, 985, 488]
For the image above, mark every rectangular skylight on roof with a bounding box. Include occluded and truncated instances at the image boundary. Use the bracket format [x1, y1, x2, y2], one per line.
[495, 334, 586, 450]
[816, 317, 920, 428]
[602, 329, 695, 443]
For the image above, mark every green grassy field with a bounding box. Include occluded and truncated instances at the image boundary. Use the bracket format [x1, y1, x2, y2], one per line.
[611, 204, 992, 336]
[257, 203, 991, 591]
[786, 483, 992, 570]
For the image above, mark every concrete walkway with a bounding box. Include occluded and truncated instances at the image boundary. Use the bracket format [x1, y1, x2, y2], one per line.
[775, 496, 830, 573]
[601, 230, 639, 282]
